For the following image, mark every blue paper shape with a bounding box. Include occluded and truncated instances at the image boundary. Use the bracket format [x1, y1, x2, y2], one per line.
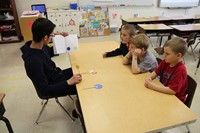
[94, 84, 103, 89]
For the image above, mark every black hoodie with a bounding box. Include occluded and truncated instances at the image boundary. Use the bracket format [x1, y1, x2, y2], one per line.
[21, 41, 73, 97]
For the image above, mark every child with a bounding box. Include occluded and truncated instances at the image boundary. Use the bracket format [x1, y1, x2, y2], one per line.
[144, 37, 187, 102]
[122, 34, 157, 74]
[103, 24, 136, 57]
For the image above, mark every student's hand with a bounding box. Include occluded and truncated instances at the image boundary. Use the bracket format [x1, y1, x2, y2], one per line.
[133, 48, 142, 57]
[60, 32, 68, 37]
[102, 53, 107, 58]
[144, 77, 152, 88]
[67, 74, 82, 85]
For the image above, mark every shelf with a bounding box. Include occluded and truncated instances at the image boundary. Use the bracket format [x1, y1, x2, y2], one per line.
[0, 29, 16, 32]
[0, 8, 12, 11]
[0, 0, 22, 44]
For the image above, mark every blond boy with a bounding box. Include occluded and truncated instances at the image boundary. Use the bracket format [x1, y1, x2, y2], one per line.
[144, 37, 187, 102]
[122, 34, 157, 74]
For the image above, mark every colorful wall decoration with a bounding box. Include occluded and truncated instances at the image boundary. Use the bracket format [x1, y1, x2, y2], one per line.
[79, 6, 110, 37]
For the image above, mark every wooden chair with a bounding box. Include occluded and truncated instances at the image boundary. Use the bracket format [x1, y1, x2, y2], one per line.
[74, 98, 87, 133]
[0, 93, 14, 133]
[184, 75, 197, 133]
[33, 84, 74, 124]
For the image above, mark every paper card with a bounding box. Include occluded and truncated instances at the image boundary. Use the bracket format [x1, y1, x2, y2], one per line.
[52, 34, 79, 54]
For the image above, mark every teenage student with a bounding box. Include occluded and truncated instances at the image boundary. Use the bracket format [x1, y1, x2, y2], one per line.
[144, 37, 187, 102]
[122, 34, 157, 74]
[21, 18, 82, 97]
[102, 24, 136, 57]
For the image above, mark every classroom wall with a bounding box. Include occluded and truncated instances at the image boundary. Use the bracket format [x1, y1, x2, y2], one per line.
[15, 0, 200, 29]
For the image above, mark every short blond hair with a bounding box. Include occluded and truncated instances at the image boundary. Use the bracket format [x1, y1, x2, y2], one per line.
[129, 34, 150, 50]
[121, 24, 137, 36]
[164, 37, 187, 56]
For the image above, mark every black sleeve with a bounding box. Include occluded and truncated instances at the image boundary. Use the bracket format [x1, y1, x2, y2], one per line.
[44, 45, 55, 57]
[106, 43, 129, 57]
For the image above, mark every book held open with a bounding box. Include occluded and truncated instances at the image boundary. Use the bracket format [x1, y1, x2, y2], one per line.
[52, 34, 79, 54]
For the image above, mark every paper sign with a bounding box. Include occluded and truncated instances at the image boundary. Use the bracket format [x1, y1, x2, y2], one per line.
[52, 34, 79, 54]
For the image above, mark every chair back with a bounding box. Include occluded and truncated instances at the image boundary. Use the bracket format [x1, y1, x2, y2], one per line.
[156, 57, 162, 65]
[186, 32, 198, 47]
[184, 75, 197, 108]
[32, 82, 52, 100]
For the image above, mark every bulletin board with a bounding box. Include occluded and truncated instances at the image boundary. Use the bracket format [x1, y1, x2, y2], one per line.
[79, 6, 110, 37]
[78, 0, 154, 6]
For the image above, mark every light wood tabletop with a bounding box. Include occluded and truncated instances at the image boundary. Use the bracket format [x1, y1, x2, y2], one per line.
[69, 41, 197, 133]
[122, 17, 150, 23]
[138, 24, 173, 30]
[144, 16, 171, 21]
[170, 24, 200, 31]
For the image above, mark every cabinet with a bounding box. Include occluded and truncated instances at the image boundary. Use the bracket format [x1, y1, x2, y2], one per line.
[0, 0, 22, 44]
[20, 13, 41, 42]
[48, 10, 79, 36]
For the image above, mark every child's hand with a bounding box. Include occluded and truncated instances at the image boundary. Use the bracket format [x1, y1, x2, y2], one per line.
[133, 48, 142, 56]
[102, 53, 107, 58]
[144, 77, 152, 88]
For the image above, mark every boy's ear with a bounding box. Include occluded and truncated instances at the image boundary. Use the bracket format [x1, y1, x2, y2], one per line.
[177, 53, 182, 58]
[44, 35, 48, 41]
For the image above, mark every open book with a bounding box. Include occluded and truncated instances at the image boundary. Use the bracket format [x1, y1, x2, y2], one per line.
[52, 34, 79, 54]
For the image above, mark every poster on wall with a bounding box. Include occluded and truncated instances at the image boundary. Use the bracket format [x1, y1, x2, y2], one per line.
[79, 5, 110, 37]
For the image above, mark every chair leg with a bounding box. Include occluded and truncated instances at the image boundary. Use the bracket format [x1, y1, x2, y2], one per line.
[194, 41, 200, 50]
[68, 95, 74, 102]
[1, 116, 14, 133]
[186, 124, 190, 133]
[55, 98, 75, 121]
[35, 100, 48, 124]
[190, 46, 196, 61]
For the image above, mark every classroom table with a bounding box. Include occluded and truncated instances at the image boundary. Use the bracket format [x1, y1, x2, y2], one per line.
[121, 17, 151, 25]
[69, 41, 197, 133]
[121, 16, 199, 26]
[170, 24, 200, 37]
[144, 16, 172, 24]
[138, 24, 173, 46]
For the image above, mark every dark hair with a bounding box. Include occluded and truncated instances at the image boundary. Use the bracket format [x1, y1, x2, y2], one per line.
[31, 18, 56, 42]
[164, 37, 187, 56]
[121, 24, 137, 36]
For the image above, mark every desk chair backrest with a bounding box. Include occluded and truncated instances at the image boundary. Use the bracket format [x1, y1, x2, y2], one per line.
[185, 75, 197, 108]
[186, 32, 198, 47]
[32, 82, 52, 100]
[156, 57, 162, 65]
[31, 4, 48, 19]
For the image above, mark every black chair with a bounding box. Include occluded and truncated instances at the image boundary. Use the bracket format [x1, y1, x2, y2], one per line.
[74, 98, 87, 133]
[156, 57, 162, 65]
[186, 32, 198, 61]
[33, 83, 75, 124]
[195, 48, 200, 75]
[0, 93, 14, 133]
[31, 4, 48, 19]
[184, 75, 197, 133]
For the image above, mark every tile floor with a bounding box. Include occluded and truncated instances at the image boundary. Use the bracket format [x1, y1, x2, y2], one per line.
[0, 32, 199, 133]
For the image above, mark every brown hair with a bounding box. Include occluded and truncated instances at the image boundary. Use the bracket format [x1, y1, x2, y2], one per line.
[129, 34, 150, 50]
[164, 37, 187, 56]
[121, 24, 137, 37]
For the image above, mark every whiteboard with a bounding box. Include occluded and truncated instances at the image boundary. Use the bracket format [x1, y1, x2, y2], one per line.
[78, 0, 154, 6]
[159, 0, 200, 8]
